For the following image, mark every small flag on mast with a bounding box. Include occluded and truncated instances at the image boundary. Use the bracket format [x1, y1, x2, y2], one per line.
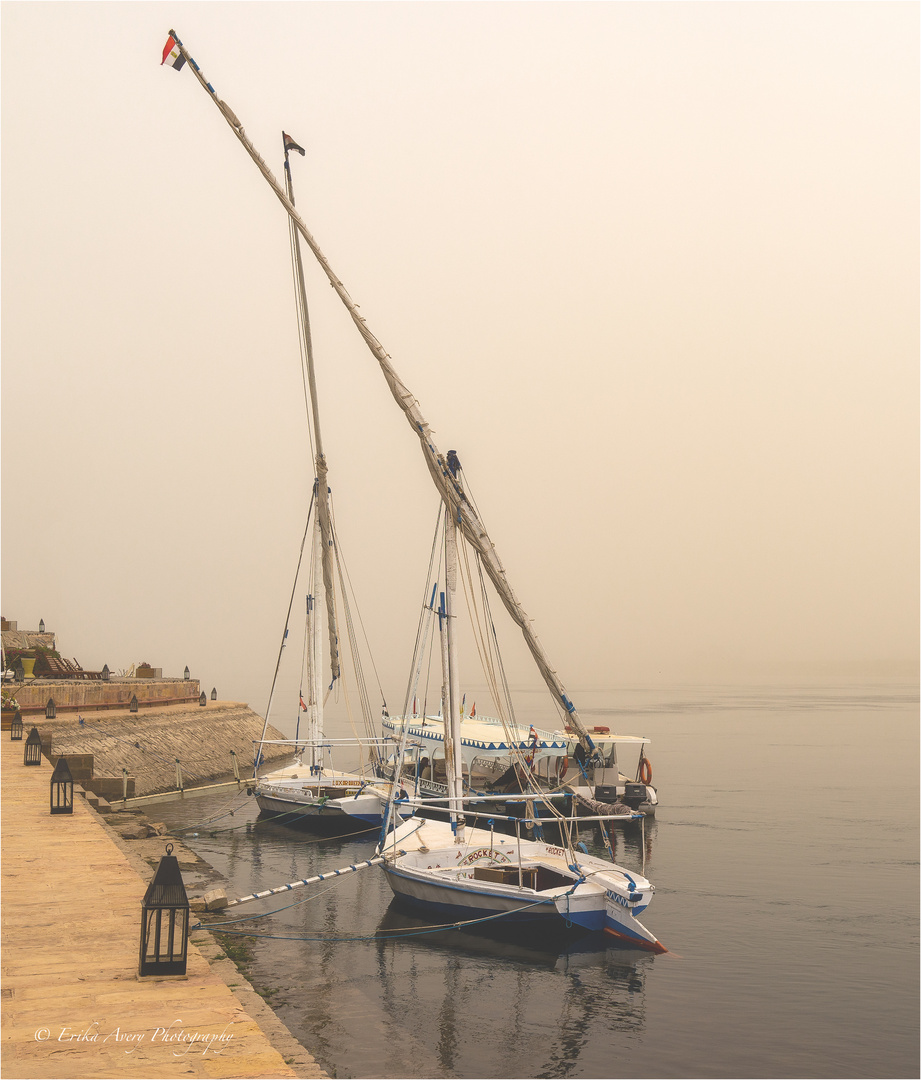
[283, 132, 306, 156]
[161, 34, 186, 71]
[299, 695, 308, 712]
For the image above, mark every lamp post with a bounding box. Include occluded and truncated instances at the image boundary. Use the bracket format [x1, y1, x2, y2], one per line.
[50, 757, 74, 814]
[138, 844, 190, 978]
[24, 727, 42, 766]
[10, 710, 23, 741]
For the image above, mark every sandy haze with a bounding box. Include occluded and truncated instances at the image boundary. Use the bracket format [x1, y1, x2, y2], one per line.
[2, 3, 917, 724]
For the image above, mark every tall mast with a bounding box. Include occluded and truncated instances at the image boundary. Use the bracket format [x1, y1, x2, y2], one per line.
[283, 133, 340, 692]
[166, 32, 596, 759]
[304, 546, 323, 771]
[441, 506, 465, 833]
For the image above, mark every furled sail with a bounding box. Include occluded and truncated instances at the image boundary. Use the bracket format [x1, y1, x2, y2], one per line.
[284, 143, 339, 689]
[168, 32, 594, 754]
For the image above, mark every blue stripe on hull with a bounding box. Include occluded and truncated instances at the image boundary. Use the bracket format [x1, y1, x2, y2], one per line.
[558, 903, 605, 932]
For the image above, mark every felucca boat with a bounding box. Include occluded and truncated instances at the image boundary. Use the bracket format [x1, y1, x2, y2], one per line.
[162, 31, 665, 950]
[248, 131, 400, 832]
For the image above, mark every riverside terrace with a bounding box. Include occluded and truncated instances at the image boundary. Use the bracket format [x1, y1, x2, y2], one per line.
[0, 734, 328, 1079]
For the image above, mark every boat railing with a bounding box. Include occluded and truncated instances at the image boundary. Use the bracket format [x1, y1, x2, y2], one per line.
[256, 737, 394, 747]
[470, 756, 507, 776]
[398, 794, 641, 827]
[417, 779, 450, 797]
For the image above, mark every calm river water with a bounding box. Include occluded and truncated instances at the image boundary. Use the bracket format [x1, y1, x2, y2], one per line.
[157, 682, 919, 1079]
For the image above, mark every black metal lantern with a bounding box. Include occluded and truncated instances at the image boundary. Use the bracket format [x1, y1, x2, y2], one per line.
[45, 698, 56, 719]
[38, 619, 45, 634]
[210, 687, 217, 701]
[13, 657, 23, 682]
[50, 756, 74, 814]
[24, 727, 42, 766]
[10, 710, 23, 741]
[130, 694, 139, 713]
[101, 664, 110, 682]
[139, 844, 190, 977]
[199, 692, 207, 707]
[183, 666, 190, 681]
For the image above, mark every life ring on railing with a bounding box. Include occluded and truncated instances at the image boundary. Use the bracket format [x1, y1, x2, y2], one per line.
[558, 756, 569, 779]
[639, 758, 653, 786]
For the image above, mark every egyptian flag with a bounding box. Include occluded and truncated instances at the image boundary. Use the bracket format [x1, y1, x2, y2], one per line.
[299, 695, 308, 712]
[161, 34, 185, 70]
[470, 702, 476, 718]
[284, 131, 306, 156]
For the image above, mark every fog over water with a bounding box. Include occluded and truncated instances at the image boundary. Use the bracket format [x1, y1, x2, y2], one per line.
[2, 3, 917, 719]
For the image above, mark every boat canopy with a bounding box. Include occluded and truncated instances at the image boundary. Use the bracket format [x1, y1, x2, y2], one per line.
[382, 715, 649, 752]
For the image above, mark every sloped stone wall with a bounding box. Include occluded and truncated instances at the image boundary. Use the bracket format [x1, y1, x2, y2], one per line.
[35, 701, 292, 796]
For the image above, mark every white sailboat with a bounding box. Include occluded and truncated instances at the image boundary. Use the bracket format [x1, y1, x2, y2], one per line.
[377, 504, 664, 951]
[163, 31, 665, 950]
[252, 132, 400, 833]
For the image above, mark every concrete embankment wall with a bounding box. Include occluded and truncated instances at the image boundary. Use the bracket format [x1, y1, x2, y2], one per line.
[32, 701, 292, 797]
[8, 676, 202, 714]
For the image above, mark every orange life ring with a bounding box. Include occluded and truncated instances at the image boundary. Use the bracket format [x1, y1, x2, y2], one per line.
[639, 758, 653, 786]
[558, 756, 569, 779]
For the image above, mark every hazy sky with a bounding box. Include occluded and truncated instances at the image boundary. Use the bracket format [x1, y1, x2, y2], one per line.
[2, 2, 917, 723]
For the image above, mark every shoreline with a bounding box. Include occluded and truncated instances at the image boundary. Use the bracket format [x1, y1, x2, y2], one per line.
[92, 800, 329, 1080]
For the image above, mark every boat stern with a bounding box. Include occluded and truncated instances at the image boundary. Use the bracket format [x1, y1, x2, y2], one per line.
[603, 887, 666, 952]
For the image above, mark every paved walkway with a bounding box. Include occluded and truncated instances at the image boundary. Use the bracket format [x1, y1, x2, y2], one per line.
[0, 738, 325, 1079]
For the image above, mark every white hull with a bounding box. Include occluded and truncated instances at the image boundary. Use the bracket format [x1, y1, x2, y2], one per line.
[255, 764, 401, 831]
[255, 789, 397, 830]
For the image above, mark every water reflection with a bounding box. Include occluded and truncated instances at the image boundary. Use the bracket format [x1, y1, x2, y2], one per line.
[370, 905, 650, 1078]
[159, 685, 919, 1080]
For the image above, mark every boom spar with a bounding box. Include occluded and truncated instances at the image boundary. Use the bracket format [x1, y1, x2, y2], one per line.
[165, 31, 595, 756]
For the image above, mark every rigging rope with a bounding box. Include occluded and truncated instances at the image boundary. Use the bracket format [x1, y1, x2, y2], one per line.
[166, 30, 596, 758]
[256, 489, 316, 772]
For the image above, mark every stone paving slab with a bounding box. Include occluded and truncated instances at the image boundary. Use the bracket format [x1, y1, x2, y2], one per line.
[0, 739, 327, 1079]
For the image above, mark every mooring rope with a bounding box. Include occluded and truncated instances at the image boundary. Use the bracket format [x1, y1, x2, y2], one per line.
[196, 895, 552, 941]
[198, 878, 346, 927]
[188, 813, 380, 840]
